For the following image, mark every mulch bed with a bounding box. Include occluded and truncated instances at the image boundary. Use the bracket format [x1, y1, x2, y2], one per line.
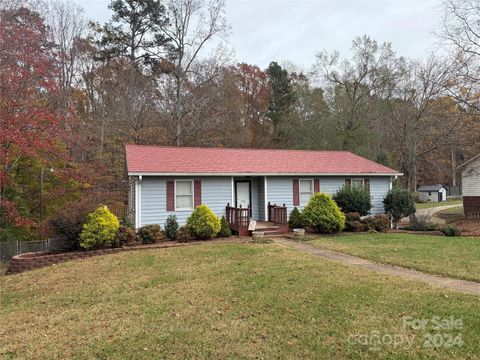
[451, 219, 480, 236]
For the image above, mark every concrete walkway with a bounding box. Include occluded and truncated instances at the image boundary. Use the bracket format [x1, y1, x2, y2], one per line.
[274, 238, 480, 297]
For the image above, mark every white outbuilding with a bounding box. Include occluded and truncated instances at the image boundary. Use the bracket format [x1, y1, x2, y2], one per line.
[417, 185, 447, 203]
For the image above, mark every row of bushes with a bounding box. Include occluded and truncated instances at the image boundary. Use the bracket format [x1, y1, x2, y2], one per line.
[64, 204, 234, 251]
[287, 187, 417, 234]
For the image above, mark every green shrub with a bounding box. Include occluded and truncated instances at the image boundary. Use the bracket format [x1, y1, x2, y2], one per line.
[218, 216, 232, 237]
[138, 224, 163, 244]
[383, 189, 416, 229]
[334, 185, 372, 216]
[164, 215, 179, 240]
[177, 226, 193, 243]
[442, 225, 461, 237]
[288, 207, 303, 229]
[186, 205, 221, 239]
[113, 226, 138, 247]
[120, 215, 134, 228]
[360, 215, 390, 232]
[79, 206, 120, 250]
[301, 193, 345, 233]
[403, 223, 439, 231]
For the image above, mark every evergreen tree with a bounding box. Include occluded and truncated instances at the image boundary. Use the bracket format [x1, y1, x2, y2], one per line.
[266, 62, 295, 144]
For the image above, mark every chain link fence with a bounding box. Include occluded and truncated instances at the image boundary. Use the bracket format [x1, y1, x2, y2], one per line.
[0, 238, 67, 262]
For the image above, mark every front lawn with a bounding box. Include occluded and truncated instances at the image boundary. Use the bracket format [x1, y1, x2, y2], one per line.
[415, 199, 462, 210]
[309, 233, 480, 282]
[1, 243, 479, 359]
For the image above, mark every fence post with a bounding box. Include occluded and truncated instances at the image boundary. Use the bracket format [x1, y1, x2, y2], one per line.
[16, 240, 20, 255]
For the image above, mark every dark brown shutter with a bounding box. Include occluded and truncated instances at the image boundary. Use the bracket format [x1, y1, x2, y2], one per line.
[166, 180, 174, 211]
[345, 178, 351, 187]
[194, 180, 202, 207]
[293, 179, 299, 206]
[364, 178, 370, 193]
[314, 179, 320, 193]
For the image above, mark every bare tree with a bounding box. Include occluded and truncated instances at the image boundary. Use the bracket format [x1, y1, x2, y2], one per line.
[314, 36, 406, 152]
[156, 0, 231, 146]
[44, 0, 86, 113]
[440, 0, 480, 109]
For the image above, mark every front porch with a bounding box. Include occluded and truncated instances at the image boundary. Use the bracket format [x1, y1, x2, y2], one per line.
[226, 202, 288, 236]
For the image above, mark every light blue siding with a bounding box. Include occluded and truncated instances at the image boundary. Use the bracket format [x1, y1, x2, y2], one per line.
[258, 178, 265, 221]
[139, 175, 391, 227]
[369, 177, 390, 214]
[266, 176, 390, 216]
[140, 176, 232, 227]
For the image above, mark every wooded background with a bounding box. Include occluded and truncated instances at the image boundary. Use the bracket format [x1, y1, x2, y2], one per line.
[1, 0, 480, 240]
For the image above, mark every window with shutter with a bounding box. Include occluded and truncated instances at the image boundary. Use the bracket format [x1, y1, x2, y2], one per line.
[175, 180, 194, 210]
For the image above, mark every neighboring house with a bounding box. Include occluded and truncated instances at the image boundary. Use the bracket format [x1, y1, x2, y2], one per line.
[125, 145, 401, 235]
[417, 185, 447, 203]
[459, 154, 480, 218]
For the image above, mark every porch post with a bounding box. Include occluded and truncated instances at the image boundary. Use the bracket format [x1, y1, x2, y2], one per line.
[264, 176, 268, 221]
[231, 176, 235, 206]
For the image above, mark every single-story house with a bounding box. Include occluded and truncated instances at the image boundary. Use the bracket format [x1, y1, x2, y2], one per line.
[417, 185, 447, 203]
[459, 154, 480, 218]
[125, 145, 401, 235]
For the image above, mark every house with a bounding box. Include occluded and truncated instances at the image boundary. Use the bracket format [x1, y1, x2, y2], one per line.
[125, 145, 401, 235]
[417, 185, 447, 203]
[459, 154, 480, 218]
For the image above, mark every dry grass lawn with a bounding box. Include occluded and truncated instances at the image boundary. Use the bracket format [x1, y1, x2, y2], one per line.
[1, 243, 479, 359]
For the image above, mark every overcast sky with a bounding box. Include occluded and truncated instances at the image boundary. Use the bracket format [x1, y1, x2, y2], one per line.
[77, 0, 443, 69]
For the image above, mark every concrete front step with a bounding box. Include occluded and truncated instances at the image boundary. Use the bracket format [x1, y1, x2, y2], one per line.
[255, 227, 280, 232]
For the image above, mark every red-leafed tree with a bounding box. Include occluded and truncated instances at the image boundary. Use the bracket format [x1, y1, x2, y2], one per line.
[0, 7, 64, 226]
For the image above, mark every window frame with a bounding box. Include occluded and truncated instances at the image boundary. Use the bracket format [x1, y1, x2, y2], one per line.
[174, 179, 194, 211]
[351, 178, 365, 188]
[299, 179, 314, 206]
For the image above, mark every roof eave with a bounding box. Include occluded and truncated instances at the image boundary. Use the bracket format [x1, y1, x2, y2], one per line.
[128, 171, 403, 177]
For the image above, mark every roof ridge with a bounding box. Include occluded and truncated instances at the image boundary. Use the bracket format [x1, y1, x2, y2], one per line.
[125, 144, 354, 154]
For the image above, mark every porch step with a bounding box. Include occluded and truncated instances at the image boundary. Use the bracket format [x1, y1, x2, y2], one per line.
[255, 227, 280, 232]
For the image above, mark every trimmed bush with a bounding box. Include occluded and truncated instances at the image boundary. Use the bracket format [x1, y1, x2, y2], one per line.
[138, 224, 163, 244]
[79, 206, 120, 250]
[301, 193, 345, 233]
[164, 214, 179, 240]
[218, 216, 232, 237]
[113, 226, 138, 247]
[345, 220, 365, 232]
[186, 205, 221, 239]
[361, 215, 389, 232]
[345, 212, 361, 222]
[442, 225, 461, 237]
[177, 226, 193, 243]
[288, 207, 303, 229]
[334, 185, 372, 216]
[383, 189, 416, 229]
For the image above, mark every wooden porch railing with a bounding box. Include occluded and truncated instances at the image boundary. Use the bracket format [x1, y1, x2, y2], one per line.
[226, 203, 252, 236]
[268, 202, 288, 226]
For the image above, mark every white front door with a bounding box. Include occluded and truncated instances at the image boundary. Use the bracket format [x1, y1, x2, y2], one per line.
[236, 182, 250, 208]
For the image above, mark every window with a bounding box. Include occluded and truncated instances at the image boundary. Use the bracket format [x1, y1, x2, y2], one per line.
[351, 178, 364, 188]
[299, 179, 313, 205]
[175, 180, 193, 210]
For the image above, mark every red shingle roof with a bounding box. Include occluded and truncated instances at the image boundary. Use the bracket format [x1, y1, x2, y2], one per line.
[125, 145, 401, 175]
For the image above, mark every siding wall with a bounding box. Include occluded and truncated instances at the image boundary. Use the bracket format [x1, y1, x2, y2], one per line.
[266, 176, 391, 216]
[138, 175, 392, 227]
[462, 158, 480, 196]
[140, 176, 232, 227]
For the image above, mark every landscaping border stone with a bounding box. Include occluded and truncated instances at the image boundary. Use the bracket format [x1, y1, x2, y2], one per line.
[6, 237, 246, 275]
